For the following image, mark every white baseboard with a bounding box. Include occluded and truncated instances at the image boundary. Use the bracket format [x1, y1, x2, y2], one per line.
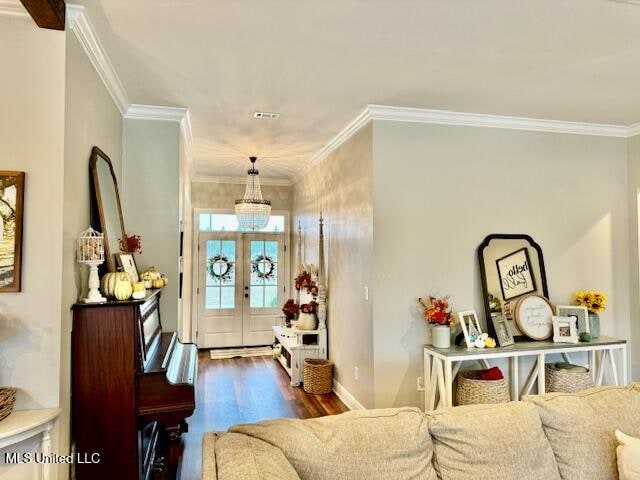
[332, 380, 365, 410]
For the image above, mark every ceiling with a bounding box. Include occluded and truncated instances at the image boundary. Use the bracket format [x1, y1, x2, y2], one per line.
[73, 0, 640, 181]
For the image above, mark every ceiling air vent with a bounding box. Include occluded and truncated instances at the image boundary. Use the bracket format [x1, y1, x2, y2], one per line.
[253, 111, 280, 119]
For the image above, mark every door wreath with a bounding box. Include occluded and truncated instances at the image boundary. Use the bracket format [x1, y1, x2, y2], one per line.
[252, 254, 276, 281]
[207, 255, 234, 283]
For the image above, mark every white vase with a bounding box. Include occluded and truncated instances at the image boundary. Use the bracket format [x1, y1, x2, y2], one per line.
[431, 325, 451, 349]
[297, 312, 318, 330]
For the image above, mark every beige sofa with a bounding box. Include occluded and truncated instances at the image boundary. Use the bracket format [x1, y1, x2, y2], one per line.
[202, 383, 640, 480]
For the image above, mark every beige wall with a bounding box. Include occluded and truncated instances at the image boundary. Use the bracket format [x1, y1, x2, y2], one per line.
[60, 32, 124, 477]
[192, 181, 292, 211]
[372, 121, 631, 407]
[122, 119, 181, 332]
[0, 15, 66, 479]
[628, 135, 640, 380]
[291, 125, 375, 408]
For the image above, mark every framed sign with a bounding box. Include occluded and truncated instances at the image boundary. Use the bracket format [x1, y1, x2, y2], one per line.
[556, 305, 589, 334]
[114, 253, 139, 283]
[0, 172, 25, 292]
[457, 310, 482, 348]
[491, 314, 515, 347]
[496, 247, 537, 301]
[552, 316, 579, 344]
[514, 294, 553, 340]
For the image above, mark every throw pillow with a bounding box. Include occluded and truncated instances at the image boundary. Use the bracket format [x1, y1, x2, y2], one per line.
[525, 384, 640, 480]
[616, 430, 640, 480]
[427, 401, 560, 480]
[230, 407, 437, 480]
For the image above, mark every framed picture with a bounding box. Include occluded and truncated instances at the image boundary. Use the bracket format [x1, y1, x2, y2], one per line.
[0, 172, 25, 292]
[114, 253, 139, 282]
[514, 294, 554, 340]
[556, 305, 589, 334]
[552, 316, 579, 344]
[491, 314, 515, 347]
[457, 310, 482, 348]
[496, 247, 537, 301]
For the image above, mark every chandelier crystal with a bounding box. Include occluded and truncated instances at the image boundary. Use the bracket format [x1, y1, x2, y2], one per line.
[235, 156, 272, 231]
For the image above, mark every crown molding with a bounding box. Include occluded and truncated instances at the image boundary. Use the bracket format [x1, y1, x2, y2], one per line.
[124, 104, 189, 122]
[291, 108, 372, 184]
[66, 4, 129, 115]
[0, 0, 28, 18]
[191, 174, 293, 187]
[367, 104, 630, 138]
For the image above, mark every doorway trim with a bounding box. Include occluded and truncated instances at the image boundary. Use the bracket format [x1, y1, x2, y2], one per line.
[190, 207, 291, 345]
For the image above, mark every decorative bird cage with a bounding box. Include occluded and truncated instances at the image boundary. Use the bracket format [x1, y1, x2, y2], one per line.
[77, 227, 106, 303]
[77, 227, 104, 263]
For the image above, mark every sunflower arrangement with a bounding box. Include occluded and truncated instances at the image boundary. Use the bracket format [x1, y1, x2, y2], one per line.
[574, 290, 607, 314]
[418, 295, 454, 326]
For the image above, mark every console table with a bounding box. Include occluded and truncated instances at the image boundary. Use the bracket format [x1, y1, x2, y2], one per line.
[0, 408, 61, 480]
[423, 336, 627, 411]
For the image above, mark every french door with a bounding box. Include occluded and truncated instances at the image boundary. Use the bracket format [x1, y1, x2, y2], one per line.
[197, 232, 285, 348]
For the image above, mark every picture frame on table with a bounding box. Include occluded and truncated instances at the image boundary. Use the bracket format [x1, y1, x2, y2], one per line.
[457, 310, 482, 348]
[555, 305, 589, 334]
[496, 247, 537, 301]
[114, 253, 140, 282]
[491, 314, 515, 347]
[0, 171, 25, 292]
[552, 316, 579, 344]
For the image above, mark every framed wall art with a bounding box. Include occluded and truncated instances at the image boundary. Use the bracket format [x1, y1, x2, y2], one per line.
[0, 171, 25, 292]
[555, 305, 589, 334]
[491, 314, 515, 347]
[552, 316, 579, 344]
[114, 253, 140, 282]
[514, 294, 554, 340]
[496, 247, 537, 301]
[457, 310, 482, 348]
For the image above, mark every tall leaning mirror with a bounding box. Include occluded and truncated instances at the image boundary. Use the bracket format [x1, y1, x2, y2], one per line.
[90, 146, 127, 272]
[478, 234, 548, 341]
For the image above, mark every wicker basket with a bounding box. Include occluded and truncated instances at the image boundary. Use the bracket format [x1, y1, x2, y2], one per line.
[303, 359, 333, 394]
[545, 364, 594, 393]
[0, 388, 16, 422]
[456, 370, 510, 406]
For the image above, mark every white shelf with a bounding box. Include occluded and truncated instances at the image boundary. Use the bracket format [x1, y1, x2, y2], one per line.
[272, 325, 327, 386]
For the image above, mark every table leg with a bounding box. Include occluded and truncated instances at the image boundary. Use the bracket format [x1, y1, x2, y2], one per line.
[423, 351, 431, 411]
[597, 350, 608, 386]
[42, 421, 53, 480]
[444, 359, 453, 408]
[607, 348, 619, 386]
[537, 353, 546, 395]
[428, 360, 438, 411]
[435, 359, 446, 409]
[590, 350, 597, 382]
[510, 356, 519, 401]
[622, 345, 628, 385]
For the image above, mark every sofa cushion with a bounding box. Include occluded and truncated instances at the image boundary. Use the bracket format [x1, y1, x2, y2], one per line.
[427, 401, 560, 480]
[524, 384, 640, 480]
[212, 432, 301, 480]
[230, 407, 436, 480]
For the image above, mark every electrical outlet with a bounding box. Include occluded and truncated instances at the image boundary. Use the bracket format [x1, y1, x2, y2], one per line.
[354, 366, 359, 381]
[417, 376, 425, 391]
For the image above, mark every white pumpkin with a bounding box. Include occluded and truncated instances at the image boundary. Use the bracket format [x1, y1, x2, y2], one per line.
[101, 272, 132, 298]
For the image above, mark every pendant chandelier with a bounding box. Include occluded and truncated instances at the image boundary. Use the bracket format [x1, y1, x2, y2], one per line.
[235, 156, 272, 231]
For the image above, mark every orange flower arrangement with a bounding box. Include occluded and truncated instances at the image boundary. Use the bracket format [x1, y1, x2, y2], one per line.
[418, 295, 454, 326]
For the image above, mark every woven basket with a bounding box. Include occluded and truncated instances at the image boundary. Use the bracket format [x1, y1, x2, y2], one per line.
[545, 364, 594, 393]
[0, 388, 16, 422]
[456, 370, 510, 406]
[303, 359, 333, 394]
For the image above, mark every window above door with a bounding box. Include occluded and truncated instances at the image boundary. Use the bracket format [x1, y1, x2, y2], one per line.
[199, 213, 285, 233]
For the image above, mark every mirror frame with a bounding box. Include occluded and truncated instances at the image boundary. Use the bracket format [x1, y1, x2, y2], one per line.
[477, 233, 549, 340]
[89, 146, 128, 272]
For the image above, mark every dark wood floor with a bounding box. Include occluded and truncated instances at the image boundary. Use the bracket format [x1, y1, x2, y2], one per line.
[178, 351, 349, 480]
